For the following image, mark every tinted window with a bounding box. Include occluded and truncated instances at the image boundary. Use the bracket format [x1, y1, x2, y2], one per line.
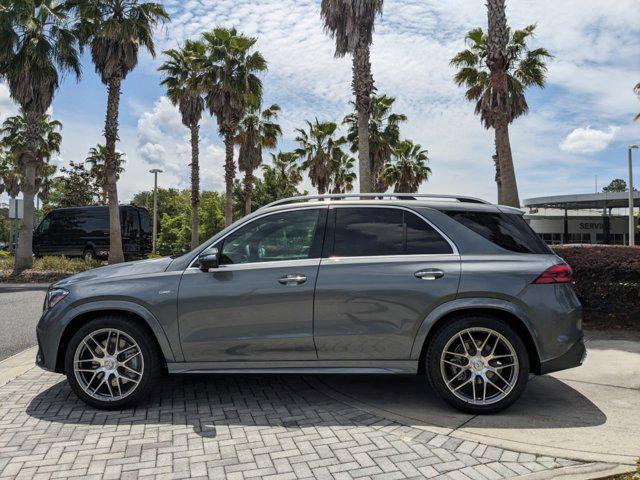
[122, 209, 140, 238]
[221, 209, 321, 265]
[77, 211, 108, 234]
[139, 209, 152, 234]
[37, 217, 50, 234]
[405, 211, 453, 254]
[333, 208, 452, 257]
[445, 210, 551, 254]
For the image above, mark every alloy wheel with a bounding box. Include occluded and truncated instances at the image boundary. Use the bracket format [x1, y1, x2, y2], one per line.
[440, 327, 519, 405]
[73, 328, 144, 401]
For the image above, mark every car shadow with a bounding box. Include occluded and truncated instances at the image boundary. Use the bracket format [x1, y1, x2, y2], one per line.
[312, 373, 608, 431]
[25, 372, 606, 439]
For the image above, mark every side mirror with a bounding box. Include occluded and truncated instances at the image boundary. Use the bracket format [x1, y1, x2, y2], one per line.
[198, 247, 220, 272]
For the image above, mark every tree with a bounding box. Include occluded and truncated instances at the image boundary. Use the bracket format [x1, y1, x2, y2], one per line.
[0, 148, 20, 201]
[159, 40, 206, 249]
[85, 144, 125, 204]
[235, 99, 281, 215]
[381, 140, 431, 193]
[0, 1, 80, 274]
[634, 82, 640, 122]
[197, 27, 267, 226]
[48, 161, 99, 208]
[295, 119, 347, 195]
[602, 179, 628, 193]
[343, 93, 406, 191]
[37, 162, 57, 209]
[71, 0, 169, 263]
[330, 151, 356, 194]
[321, 0, 384, 193]
[268, 151, 303, 196]
[451, 12, 551, 206]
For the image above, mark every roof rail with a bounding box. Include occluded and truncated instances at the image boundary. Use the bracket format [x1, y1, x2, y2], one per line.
[260, 193, 491, 210]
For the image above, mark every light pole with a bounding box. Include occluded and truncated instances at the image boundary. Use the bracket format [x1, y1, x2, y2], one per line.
[149, 169, 163, 254]
[629, 145, 638, 246]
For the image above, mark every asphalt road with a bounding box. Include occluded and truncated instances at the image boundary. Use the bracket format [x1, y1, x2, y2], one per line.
[0, 283, 48, 361]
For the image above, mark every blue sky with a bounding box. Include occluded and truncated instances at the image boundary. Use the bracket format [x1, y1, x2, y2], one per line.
[1, 0, 639, 204]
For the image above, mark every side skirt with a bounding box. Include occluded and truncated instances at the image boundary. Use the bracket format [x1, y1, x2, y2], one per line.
[167, 360, 418, 375]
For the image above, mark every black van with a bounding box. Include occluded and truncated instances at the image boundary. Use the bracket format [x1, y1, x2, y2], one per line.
[33, 206, 153, 261]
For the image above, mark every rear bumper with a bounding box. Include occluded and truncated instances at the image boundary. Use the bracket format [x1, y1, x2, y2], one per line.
[539, 337, 586, 375]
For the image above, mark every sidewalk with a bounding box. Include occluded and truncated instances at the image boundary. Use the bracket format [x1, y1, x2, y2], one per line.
[0, 333, 635, 479]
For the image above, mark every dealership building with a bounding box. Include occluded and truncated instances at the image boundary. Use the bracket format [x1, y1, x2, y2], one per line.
[523, 191, 640, 245]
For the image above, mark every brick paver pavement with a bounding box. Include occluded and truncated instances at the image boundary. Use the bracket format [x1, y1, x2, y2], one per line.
[0, 367, 580, 479]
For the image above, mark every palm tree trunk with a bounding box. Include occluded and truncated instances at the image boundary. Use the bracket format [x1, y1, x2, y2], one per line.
[190, 123, 200, 250]
[105, 76, 125, 264]
[224, 131, 235, 226]
[353, 31, 374, 193]
[494, 121, 520, 207]
[492, 149, 503, 204]
[13, 110, 42, 275]
[12, 163, 36, 275]
[243, 169, 253, 216]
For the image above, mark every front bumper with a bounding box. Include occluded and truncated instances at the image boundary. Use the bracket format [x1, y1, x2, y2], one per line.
[539, 337, 586, 375]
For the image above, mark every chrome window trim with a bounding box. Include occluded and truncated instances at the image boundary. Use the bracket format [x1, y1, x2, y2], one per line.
[186, 257, 321, 272]
[329, 204, 460, 257]
[188, 205, 327, 269]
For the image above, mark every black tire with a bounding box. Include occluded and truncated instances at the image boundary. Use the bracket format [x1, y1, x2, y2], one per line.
[64, 315, 163, 410]
[426, 314, 530, 414]
[83, 248, 96, 262]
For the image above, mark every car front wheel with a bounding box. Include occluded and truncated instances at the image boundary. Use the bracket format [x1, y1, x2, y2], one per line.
[426, 314, 529, 414]
[64, 316, 162, 409]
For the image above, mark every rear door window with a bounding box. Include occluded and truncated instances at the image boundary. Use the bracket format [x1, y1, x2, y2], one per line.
[332, 208, 453, 257]
[444, 210, 551, 254]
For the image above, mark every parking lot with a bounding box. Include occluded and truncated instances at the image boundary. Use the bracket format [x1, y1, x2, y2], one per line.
[0, 291, 637, 479]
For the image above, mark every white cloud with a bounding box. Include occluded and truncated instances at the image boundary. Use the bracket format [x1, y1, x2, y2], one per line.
[136, 96, 226, 192]
[559, 126, 620, 154]
[0, 82, 19, 124]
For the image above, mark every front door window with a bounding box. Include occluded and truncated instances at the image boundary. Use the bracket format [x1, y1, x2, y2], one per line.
[220, 209, 321, 265]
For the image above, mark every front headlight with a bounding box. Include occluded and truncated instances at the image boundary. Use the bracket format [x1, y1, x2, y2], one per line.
[44, 288, 69, 311]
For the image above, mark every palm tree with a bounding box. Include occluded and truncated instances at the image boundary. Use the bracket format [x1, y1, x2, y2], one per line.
[295, 119, 347, 195]
[235, 100, 281, 215]
[159, 40, 205, 249]
[381, 140, 431, 193]
[267, 151, 302, 195]
[0, 0, 79, 274]
[330, 151, 357, 194]
[451, 2, 550, 207]
[634, 82, 640, 121]
[197, 27, 267, 226]
[344, 93, 406, 191]
[0, 147, 21, 202]
[2, 113, 63, 215]
[85, 144, 125, 204]
[71, 0, 169, 263]
[321, 0, 384, 193]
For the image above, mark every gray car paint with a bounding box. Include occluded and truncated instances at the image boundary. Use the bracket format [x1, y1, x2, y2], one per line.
[36, 198, 583, 377]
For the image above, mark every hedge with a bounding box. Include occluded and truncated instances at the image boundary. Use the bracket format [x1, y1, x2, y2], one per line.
[553, 245, 640, 329]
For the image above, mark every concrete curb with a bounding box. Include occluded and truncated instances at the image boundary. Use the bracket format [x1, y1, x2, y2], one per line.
[515, 462, 634, 479]
[0, 346, 37, 387]
[307, 376, 636, 466]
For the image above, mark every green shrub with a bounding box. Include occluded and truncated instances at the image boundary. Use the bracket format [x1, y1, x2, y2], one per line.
[553, 245, 640, 329]
[0, 254, 104, 274]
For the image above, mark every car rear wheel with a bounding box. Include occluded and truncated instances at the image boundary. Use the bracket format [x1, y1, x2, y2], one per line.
[83, 248, 96, 262]
[426, 314, 529, 414]
[64, 316, 162, 409]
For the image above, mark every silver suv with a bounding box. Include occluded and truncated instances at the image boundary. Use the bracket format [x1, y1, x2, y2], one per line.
[36, 194, 585, 414]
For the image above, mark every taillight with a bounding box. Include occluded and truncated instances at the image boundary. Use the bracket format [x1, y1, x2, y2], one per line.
[532, 263, 573, 284]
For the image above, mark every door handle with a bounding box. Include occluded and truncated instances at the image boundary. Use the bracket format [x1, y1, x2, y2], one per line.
[278, 274, 307, 285]
[414, 268, 445, 280]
